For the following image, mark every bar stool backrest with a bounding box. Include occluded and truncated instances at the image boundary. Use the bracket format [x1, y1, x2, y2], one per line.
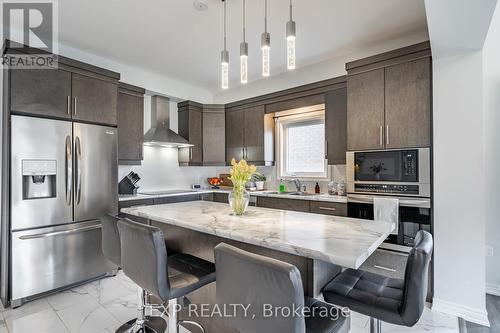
[215, 243, 306, 333]
[101, 214, 122, 267]
[117, 218, 171, 301]
[400, 230, 433, 326]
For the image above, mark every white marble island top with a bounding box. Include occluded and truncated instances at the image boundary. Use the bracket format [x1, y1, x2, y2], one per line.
[121, 201, 394, 269]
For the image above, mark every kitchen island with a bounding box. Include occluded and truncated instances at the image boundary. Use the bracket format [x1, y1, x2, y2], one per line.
[121, 201, 394, 333]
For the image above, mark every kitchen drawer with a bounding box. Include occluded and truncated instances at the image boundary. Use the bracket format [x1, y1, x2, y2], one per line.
[309, 201, 347, 217]
[118, 198, 154, 209]
[213, 192, 229, 203]
[153, 194, 201, 205]
[256, 197, 310, 212]
[360, 249, 408, 279]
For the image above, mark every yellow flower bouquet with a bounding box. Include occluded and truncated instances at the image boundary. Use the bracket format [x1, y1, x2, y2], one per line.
[228, 158, 257, 215]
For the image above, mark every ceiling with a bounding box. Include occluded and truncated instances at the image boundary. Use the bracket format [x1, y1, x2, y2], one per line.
[58, 0, 428, 93]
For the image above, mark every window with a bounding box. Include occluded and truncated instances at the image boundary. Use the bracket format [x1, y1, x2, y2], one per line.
[277, 108, 328, 179]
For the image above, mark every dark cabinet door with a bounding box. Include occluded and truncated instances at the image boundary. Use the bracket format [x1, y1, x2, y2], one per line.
[347, 69, 385, 151]
[10, 68, 72, 119]
[243, 105, 265, 162]
[325, 87, 347, 164]
[203, 106, 226, 165]
[226, 109, 245, 162]
[385, 58, 431, 148]
[256, 197, 310, 212]
[178, 108, 203, 165]
[71, 73, 118, 125]
[117, 92, 144, 163]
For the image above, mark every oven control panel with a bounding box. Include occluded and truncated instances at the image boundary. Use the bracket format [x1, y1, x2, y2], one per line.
[354, 183, 419, 195]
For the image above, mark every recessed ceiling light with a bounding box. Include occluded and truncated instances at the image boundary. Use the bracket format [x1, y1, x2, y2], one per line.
[193, 0, 208, 11]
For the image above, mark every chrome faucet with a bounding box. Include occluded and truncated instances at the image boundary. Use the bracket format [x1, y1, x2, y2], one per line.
[291, 179, 302, 192]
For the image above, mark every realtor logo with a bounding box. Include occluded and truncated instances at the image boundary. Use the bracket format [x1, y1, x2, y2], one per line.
[1, 0, 58, 68]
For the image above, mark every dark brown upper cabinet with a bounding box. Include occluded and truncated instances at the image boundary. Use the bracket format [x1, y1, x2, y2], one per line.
[347, 69, 385, 151]
[226, 105, 274, 166]
[346, 42, 431, 151]
[6, 43, 120, 126]
[325, 87, 348, 164]
[10, 68, 72, 119]
[117, 83, 145, 165]
[384, 58, 431, 149]
[71, 73, 118, 126]
[178, 101, 203, 166]
[225, 109, 245, 162]
[202, 105, 226, 166]
[178, 101, 226, 166]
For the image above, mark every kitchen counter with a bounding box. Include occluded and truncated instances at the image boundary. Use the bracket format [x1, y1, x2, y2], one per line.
[121, 201, 393, 269]
[118, 188, 348, 204]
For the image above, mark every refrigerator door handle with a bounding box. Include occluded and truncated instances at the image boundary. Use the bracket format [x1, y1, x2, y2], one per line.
[18, 224, 101, 240]
[65, 136, 72, 205]
[75, 136, 82, 205]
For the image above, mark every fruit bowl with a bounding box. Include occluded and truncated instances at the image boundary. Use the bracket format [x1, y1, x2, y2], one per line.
[207, 177, 223, 189]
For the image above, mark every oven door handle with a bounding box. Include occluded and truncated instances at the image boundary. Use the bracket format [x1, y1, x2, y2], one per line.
[348, 194, 431, 208]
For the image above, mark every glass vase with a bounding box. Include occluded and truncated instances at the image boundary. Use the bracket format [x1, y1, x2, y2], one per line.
[229, 186, 250, 216]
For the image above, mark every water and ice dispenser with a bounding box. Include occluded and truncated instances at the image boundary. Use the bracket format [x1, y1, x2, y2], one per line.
[22, 160, 57, 199]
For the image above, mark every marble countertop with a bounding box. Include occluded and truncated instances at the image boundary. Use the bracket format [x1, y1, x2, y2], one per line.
[121, 201, 394, 269]
[119, 188, 347, 204]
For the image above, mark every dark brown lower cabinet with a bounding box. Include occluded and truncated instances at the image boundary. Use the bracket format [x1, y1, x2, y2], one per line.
[256, 197, 310, 213]
[309, 201, 347, 217]
[212, 192, 229, 203]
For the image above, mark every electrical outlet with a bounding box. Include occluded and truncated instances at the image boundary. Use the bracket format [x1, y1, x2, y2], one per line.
[486, 245, 494, 257]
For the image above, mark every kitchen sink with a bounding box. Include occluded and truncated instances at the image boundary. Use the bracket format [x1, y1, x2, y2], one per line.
[266, 191, 316, 196]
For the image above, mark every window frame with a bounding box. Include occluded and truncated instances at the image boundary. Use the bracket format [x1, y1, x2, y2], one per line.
[276, 109, 330, 180]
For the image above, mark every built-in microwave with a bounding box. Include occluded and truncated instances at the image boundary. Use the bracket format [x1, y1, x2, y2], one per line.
[346, 148, 431, 197]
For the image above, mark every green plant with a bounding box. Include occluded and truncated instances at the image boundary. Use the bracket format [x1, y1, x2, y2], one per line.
[252, 173, 266, 182]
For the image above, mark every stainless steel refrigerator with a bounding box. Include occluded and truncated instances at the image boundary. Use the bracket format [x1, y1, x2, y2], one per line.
[9, 115, 118, 307]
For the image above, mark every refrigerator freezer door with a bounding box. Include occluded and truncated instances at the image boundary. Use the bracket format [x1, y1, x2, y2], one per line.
[73, 123, 118, 221]
[11, 220, 116, 302]
[11, 116, 73, 231]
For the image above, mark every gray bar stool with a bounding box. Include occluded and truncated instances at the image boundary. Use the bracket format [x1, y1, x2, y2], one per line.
[215, 243, 350, 333]
[322, 230, 433, 333]
[117, 218, 216, 333]
[101, 215, 166, 333]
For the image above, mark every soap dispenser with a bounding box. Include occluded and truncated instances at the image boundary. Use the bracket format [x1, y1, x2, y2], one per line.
[279, 179, 286, 193]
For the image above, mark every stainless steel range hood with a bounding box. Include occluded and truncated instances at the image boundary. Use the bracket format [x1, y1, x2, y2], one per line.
[144, 95, 193, 148]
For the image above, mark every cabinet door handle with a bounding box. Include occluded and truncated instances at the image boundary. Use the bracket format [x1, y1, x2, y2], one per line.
[189, 147, 193, 161]
[379, 126, 383, 146]
[386, 125, 390, 146]
[73, 97, 78, 116]
[319, 206, 337, 211]
[325, 140, 328, 159]
[374, 264, 396, 272]
[66, 96, 71, 115]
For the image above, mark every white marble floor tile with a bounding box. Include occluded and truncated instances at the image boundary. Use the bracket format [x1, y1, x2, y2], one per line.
[83, 275, 135, 305]
[56, 297, 119, 333]
[102, 292, 137, 324]
[2, 297, 52, 321]
[350, 311, 370, 328]
[46, 286, 95, 311]
[114, 271, 138, 293]
[6, 308, 68, 333]
[0, 312, 8, 333]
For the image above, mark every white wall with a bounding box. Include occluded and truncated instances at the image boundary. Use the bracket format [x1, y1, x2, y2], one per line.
[483, 0, 500, 296]
[431, 51, 488, 325]
[213, 31, 428, 104]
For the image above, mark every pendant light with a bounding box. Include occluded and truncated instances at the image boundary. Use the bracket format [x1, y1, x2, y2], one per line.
[261, 0, 270, 77]
[221, 0, 229, 89]
[286, 0, 296, 70]
[240, 0, 248, 84]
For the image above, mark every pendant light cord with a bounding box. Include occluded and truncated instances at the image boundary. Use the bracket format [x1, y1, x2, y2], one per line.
[242, 0, 246, 42]
[223, 0, 227, 51]
[289, 0, 293, 20]
[264, 0, 268, 33]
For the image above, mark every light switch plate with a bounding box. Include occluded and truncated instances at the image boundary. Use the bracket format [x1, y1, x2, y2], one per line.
[486, 245, 494, 257]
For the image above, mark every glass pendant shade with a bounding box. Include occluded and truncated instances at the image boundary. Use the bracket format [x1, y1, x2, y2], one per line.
[221, 50, 229, 90]
[286, 20, 296, 70]
[240, 42, 248, 84]
[261, 32, 270, 77]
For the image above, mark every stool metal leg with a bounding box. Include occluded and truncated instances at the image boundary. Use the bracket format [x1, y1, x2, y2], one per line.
[370, 318, 382, 333]
[167, 298, 179, 333]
